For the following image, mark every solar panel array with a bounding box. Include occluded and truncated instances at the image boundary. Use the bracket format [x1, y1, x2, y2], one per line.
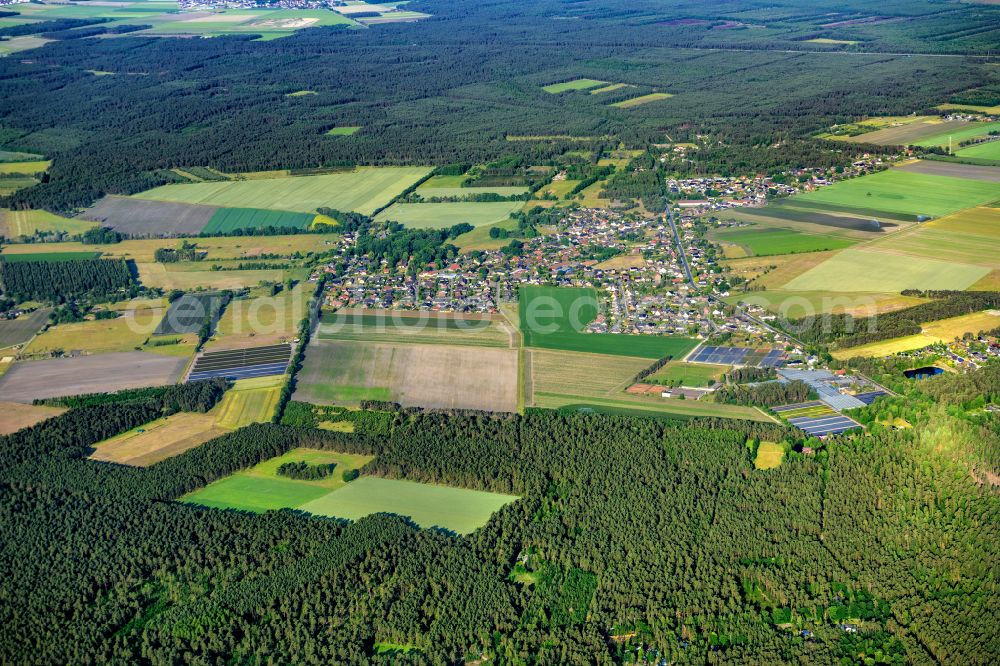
[853, 390, 889, 405]
[188, 344, 291, 382]
[687, 346, 784, 367]
[773, 400, 863, 437]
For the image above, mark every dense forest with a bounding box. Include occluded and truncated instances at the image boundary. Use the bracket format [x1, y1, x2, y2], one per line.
[0, 0, 997, 211]
[0, 257, 133, 302]
[1, 360, 997, 663]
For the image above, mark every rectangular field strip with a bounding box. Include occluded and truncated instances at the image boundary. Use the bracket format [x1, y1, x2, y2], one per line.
[188, 343, 292, 381]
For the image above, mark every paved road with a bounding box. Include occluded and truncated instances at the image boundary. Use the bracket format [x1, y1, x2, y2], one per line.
[664, 204, 693, 285]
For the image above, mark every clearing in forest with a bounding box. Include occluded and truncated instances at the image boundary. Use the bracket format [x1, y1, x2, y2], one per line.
[610, 93, 673, 108]
[542, 78, 607, 93]
[89, 412, 226, 467]
[753, 442, 784, 470]
[213, 385, 283, 429]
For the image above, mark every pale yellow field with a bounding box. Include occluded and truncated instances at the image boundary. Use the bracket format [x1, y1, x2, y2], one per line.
[0, 209, 95, 237]
[0, 161, 51, 174]
[23, 306, 167, 356]
[137, 264, 300, 290]
[0, 401, 66, 435]
[722, 250, 840, 289]
[89, 412, 225, 466]
[754, 441, 785, 470]
[832, 310, 1000, 360]
[0, 234, 339, 262]
[594, 254, 647, 270]
[207, 284, 311, 350]
[214, 386, 282, 429]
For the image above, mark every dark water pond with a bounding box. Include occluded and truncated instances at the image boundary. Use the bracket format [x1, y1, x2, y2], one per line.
[904, 366, 943, 380]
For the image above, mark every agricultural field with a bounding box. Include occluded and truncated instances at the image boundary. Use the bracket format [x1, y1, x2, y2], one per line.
[721, 250, 841, 290]
[373, 201, 524, 229]
[519, 286, 697, 359]
[0, 400, 65, 435]
[729, 290, 928, 317]
[80, 196, 219, 237]
[317, 310, 513, 348]
[783, 249, 989, 292]
[753, 442, 785, 470]
[154, 293, 225, 336]
[527, 349, 770, 422]
[453, 219, 520, 252]
[0, 351, 186, 402]
[213, 384, 282, 429]
[0, 36, 51, 56]
[294, 339, 519, 412]
[203, 208, 315, 233]
[542, 78, 607, 93]
[133, 167, 431, 215]
[913, 121, 1000, 148]
[0, 251, 98, 262]
[325, 127, 361, 136]
[0, 160, 49, 174]
[790, 168, 1000, 219]
[832, 310, 1000, 360]
[207, 284, 311, 350]
[24, 304, 172, 356]
[89, 412, 226, 467]
[180, 448, 371, 510]
[710, 227, 855, 257]
[0, 308, 50, 349]
[646, 361, 727, 388]
[860, 206, 1000, 269]
[829, 116, 969, 145]
[137, 264, 306, 291]
[299, 477, 519, 535]
[610, 93, 673, 108]
[894, 160, 1000, 183]
[719, 203, 910, 240]
[188, 344, 291, 382]
[416, 186, 528, 198]
[182, 447, 514, 534]
[590, 83, 633, 95]
[956, 140, 1000, 161]
[0, 209, 94, 237]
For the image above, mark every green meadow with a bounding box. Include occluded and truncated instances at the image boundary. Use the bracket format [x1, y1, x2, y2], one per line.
[519, 286, 697, 359]
[783, 249, 989, 292]
[203, 207, 314, 233]
[713, 227, 855, 256]
[133, 166, 431, 215]
[956, 140, 1000, 161]
[542, 78, 607, 93]
[791, 169, 1000, 218]
[913, 121, 1000, 148]
[299, 477, 519, 535]
[374, 201, 524, 229]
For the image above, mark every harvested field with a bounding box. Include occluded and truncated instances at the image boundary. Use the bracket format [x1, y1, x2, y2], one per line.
[207, 284, 311, 350]
[754, 442, 784, 470]
[861, 207, 1000, 269]
[317, 309, 513, 348]
[137, 263, 303, 291]
[594, 254, 646, 270]
[527, 349, 770, 422]
[132, 167, 430, 215]
[374, 201, 524, 229]
[0, 209, 93, 237]
[294, 339, 519, 412]
[299, 477, 519, 535]
[0, 234, 339, 263]
[79, 196, 218, 236]
[895, 160, 1000, 183]
[784, 249, 989, 292]
[836, 117, 969, 145]
[214, 385, 282, 429]
[729, 290, 927, 317]
[0, 308, 50, 348]
[0, 401, 66, 435]
[24, 306, 171, 356]
[0, 351, 186, 403]
[721, 251, 840, 288]
[89, 412, 225, 466]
